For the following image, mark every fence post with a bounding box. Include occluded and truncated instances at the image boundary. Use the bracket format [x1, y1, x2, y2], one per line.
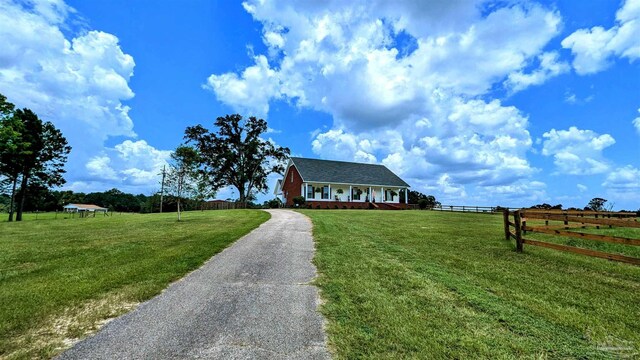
[514, 211, 523, 252]
[503, 209, 510, 241]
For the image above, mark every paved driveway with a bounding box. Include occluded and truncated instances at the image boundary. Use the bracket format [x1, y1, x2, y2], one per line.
[58, 209, 330, 359]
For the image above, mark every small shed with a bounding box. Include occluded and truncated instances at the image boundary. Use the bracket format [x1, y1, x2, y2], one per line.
[63, 203, 109, 217]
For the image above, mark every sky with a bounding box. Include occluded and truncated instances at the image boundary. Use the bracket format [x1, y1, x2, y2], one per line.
[0, 0, 638, 210]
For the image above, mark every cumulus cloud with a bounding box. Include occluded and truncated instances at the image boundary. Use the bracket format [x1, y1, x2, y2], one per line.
[0, 0, 170, 193]
[505, 51, 570, 93]
[83, 140, 171, 189]
[603, 165, 640, 191]
[541, 126, 615, 175]
[562, 0, 640, 74]
[205, 0, 565, 203]
[633, 108, 640, 134]
[602, 165, 640, 204]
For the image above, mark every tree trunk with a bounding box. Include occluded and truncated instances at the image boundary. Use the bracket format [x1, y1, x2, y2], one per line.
[7, 177, 17, 222]
[237, 183, 246, 203]
[16, 173, 29, 221]
[177, 179, 182, 221]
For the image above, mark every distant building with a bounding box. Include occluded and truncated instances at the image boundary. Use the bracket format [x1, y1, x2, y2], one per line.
[63, 203, 109, 216]
[274, 157, 410, 209]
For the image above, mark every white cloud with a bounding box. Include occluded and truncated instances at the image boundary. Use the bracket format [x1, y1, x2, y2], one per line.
[541, 126, 615, 175]
[0, 0, 175, 193]
[85, 140, 171, 189]
[505, 51, 570, 93]
[206, 1, 564, 203]
[0, 1, 136, 142]
[633, 108, 640, 134]
[577, 184, 588, 192]
[86, 155, 118, 180]
[204, 55, 281, 118]
[562, 0, 640, 74]
[602, 165, 640, 205]
[603, 165, 640, 190]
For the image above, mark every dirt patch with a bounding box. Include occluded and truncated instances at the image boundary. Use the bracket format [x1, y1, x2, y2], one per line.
[4, 292, 138, 360]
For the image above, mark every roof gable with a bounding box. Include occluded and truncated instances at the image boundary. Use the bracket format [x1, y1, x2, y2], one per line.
[289, 157, 410, 187]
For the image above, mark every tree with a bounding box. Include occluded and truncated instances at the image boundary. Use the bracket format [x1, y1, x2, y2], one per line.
[403, 190, 440, 207]
[403, 190, 440, 208]
[185, 114, 290, 203]
[0, 95, 29, 221]
[165, 145, 201, 221]
[529, 203, 562, 210]
[11, 109, 71, 221]
[586, 197, 608, 211]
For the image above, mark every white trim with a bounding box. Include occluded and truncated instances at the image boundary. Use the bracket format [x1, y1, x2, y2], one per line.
[296, 180, 409, 188]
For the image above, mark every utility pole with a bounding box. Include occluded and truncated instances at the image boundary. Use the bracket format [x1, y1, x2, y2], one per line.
[159, 165, 166, 213]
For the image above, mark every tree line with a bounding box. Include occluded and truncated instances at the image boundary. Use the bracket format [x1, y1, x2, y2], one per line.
[0, 93, 71, 221]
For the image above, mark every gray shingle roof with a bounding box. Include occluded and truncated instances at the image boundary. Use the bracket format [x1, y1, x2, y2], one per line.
[290, 157, 410, 187]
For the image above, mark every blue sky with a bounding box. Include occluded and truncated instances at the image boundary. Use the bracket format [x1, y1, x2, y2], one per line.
[0, 0, 638, 209]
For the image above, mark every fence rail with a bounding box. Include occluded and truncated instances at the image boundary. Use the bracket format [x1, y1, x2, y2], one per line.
[503, 209, 640, 266]
[426, 205, 521, 213]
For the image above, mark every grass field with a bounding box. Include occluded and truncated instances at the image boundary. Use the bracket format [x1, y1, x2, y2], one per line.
[301, 210, 640, 359]
[0, 210, 270, 359]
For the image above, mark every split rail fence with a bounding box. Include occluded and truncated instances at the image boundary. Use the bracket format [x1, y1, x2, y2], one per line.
[407, 204, 521, 212]
[503, 209, 640, 265]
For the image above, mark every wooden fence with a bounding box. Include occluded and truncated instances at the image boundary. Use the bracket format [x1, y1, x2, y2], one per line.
[201, 201, 247, 210]
[423, 205, 521, 213]
[503, 209, 640, 265]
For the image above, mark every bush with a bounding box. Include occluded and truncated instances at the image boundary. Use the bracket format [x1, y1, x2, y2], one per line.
[418, 199, 429, 210]
[265, 198, 282, 208]
[292, 196, 305, 207]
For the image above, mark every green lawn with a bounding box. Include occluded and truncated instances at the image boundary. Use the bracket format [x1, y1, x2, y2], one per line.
[0, 210, 270, 359]
[301, 210, 640, 359]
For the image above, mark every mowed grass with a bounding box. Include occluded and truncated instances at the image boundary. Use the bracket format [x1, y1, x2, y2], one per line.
[0, 210, 270, 359]
[301, 210, 640, 359]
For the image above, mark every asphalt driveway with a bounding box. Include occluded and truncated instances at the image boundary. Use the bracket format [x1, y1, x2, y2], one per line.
[58, 209, 330, 359]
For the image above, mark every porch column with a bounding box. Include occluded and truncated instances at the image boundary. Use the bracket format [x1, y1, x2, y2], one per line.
[328, 184, 331, 201]
[304, 183, 307, 200]
[405, 188, 409, 205]
[368, 187, 372, 202]
[349, 185, 352, 202]
[381, 187, 384, 202]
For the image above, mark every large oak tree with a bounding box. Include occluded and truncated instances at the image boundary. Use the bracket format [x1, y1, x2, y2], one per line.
[185, 114, 290, 203]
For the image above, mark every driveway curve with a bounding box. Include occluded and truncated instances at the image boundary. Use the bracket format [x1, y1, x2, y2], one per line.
[58, 209, 330, 360]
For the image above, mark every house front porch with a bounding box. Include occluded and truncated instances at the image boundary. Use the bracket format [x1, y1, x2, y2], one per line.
[297, 182, 409, 208]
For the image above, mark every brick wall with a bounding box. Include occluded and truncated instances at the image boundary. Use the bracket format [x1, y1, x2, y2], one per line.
[281, 165, 304, 206]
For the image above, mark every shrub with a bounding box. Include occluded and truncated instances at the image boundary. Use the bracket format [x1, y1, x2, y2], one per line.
[266, 198, 282, 208]
[292, 196, 305, 207]
[418, 199, 429, 210]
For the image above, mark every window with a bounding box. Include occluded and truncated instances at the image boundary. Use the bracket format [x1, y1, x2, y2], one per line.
[352, 187, 361, 200]
[322, 186, 330, 199]
[307, 185, 315, 199]
[290, 171, 293, 183]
